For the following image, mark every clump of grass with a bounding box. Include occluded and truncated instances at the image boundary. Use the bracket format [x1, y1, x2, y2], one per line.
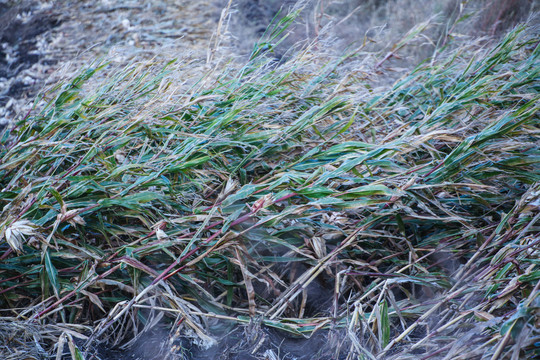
[0, 5, 539, 360]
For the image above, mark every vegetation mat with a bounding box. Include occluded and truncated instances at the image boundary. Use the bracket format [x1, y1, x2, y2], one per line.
[0, 4, 539, 360]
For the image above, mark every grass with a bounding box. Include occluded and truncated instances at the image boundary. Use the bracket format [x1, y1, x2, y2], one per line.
[0, 3, 539, 360]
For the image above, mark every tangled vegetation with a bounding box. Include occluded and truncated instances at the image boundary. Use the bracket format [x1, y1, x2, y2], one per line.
[0, 5, 539, 360]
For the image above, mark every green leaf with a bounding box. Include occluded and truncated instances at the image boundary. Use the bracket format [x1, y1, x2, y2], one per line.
[47, 187, 64, 209]
[518, 271, 540, 283]
[338, 184, 395, 200]
[44, 250, 60, 298]
[380, 299, 390, 348]
[221, 184, 261, 208]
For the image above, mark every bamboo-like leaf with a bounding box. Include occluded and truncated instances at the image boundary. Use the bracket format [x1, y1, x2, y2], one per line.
[43, 249, 60, 299]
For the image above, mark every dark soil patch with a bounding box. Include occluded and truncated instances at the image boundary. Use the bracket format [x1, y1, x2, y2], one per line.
[0, 1, 61, 103]
[88, 323, 347, 360]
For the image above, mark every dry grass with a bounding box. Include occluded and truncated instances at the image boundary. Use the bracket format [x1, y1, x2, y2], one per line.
[0, 2, 539, 359]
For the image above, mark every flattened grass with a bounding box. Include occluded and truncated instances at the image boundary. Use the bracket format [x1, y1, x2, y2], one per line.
[0, 10, 539, 360]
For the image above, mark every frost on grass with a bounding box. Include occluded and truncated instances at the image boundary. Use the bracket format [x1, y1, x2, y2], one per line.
[0, 2, 539, 360]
